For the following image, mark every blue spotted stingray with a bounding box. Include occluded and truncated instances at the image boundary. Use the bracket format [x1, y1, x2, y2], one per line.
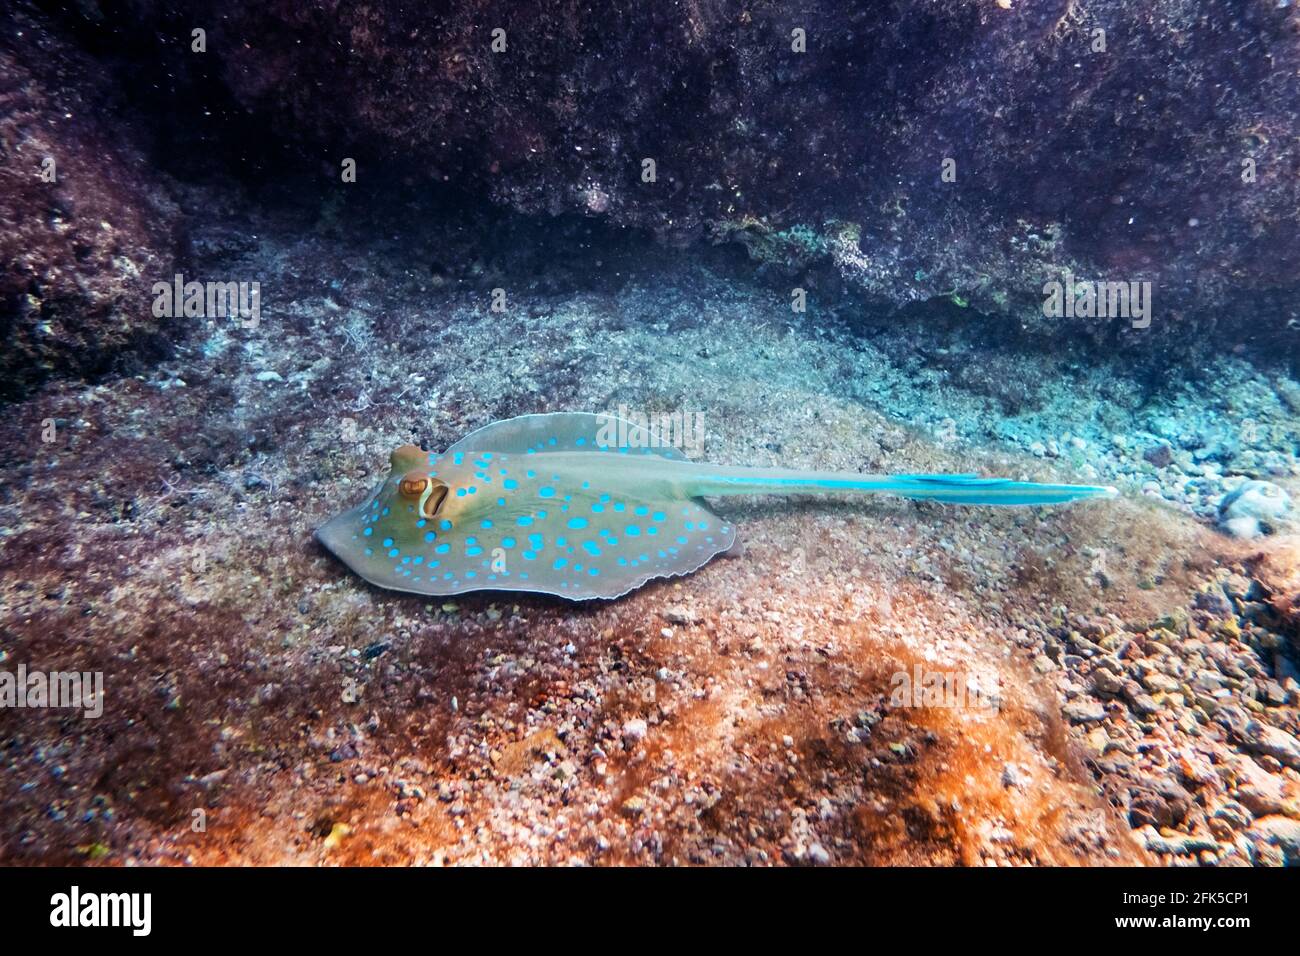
[316, 412, 1116, 600]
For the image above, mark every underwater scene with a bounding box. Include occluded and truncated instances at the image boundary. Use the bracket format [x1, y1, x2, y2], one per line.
[1, 0, 1298, 882]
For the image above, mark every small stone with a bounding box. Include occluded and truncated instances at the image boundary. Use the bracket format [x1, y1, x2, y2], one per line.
[662, 604, 699, 625]
[1144, 444, 1174, 468]
[622, 718, 648, 744]
[1090, 668, 1126, 697]
[1248, 816, 1300, 865]
[1063, 699, 1106, 723]
[1084, 727, 1110, 756]
[1130, 693, 1162, 716]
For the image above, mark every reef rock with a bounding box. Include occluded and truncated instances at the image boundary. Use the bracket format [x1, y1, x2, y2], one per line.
[110, 0, 1300, 349]
[0, 8, 180, 400]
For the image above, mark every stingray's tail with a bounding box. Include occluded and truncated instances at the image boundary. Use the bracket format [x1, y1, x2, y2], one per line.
[683, 468, 1118, 506]
[866, 473, 1118, 506]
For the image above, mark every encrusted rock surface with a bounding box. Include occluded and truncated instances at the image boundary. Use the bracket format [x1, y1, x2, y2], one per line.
[92, 0, 1300, 347]
[0, 7, 181, 400]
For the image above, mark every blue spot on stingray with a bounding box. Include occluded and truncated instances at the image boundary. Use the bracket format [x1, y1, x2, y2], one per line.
[539, 486, 555, 498]
[481, 519, 493, 529]
[382, 538, 394, 548]
[583, 542, 601, 556]
[647, 527, 658, 536]
[435, 544, 450, 554]
[467, 547, 483, 557]
[523, 550, 537, 560]
[497, 498, 506, 506]
[416, 519, 426, 528]
[556, 536, 567, 547]
[677, 536, 688, 544]
[424, 531, 436, 542]
[635, 506, 649, 516]
[517, 516, 533, 526]
[528, 533, 544, 549]
[592, 504, 604, 513]
[553, 558, 568, 569]
[364, 527, 373, 537]
[567, 517, 589, 529]
[588, 568, 600, 576]
[653, 512, 665, 522]
[576, 437, 586, 446]
[440, 519, 453, 531]
[456, 488, 466, 497]
[364, 548, 374, 556]
[504, 479, 518, 490]
[501, 537, 516, 548]
[526, 470, 536, 478]
[626, 525, 641, 536]
[613, 502, 626, 512]
[453, 453, 464, 465]
[389, 549, 400, 558]
[600, 494, 611, 503]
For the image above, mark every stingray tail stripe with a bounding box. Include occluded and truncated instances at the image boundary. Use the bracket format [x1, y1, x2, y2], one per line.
[887, 474, 1118, 506]
[696, 471, 1117, 506]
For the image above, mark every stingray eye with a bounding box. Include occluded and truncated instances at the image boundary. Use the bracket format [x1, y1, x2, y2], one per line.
[399, 475, 429, 499]
[398, 471, 447, 519]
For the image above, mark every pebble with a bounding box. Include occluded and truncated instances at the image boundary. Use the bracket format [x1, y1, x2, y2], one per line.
[1217, 480, 1292, 538]
[622, 718, 648, 744]
[662, 604, 699, 625]
[1063, 699, 1106, 723]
